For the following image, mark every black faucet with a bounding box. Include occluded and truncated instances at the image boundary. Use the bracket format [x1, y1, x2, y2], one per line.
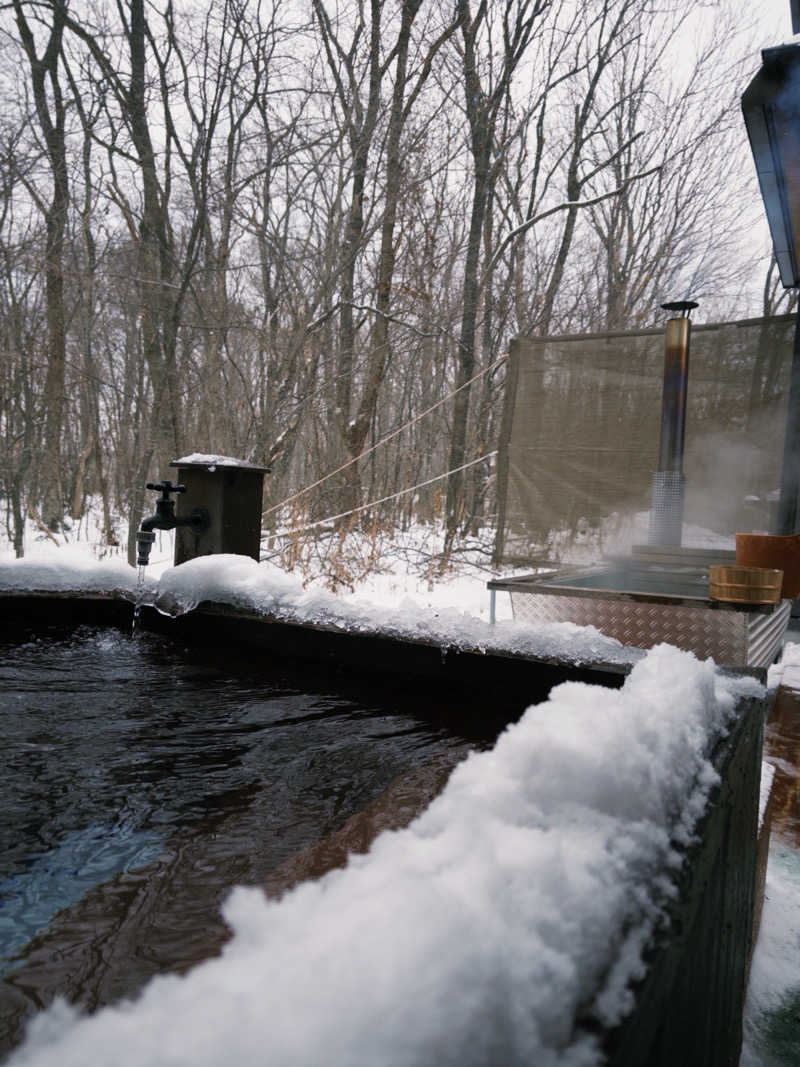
[136, 481, 210, 566]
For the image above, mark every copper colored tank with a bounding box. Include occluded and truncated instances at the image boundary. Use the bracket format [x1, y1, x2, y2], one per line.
[735, 532, 800, 598]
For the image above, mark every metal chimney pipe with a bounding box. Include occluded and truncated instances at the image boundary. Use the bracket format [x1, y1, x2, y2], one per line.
[649, 300, 698, 547]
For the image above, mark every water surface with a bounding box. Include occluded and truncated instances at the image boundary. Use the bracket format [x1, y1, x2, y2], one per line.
[0, 625, 496, 1053]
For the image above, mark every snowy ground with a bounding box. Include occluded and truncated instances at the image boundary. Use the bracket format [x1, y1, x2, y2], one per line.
[1, 514, 798, 1065]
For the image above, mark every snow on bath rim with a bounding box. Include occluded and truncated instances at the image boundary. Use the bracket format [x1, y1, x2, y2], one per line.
[7, 644, 762, 1067]
[0, 546, 147, 596]
[154, 553, 643, 666]
[0, 550, 643, 666]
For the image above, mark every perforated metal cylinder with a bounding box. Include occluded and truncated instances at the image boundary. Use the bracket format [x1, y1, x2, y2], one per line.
[649, 470, 684, 546]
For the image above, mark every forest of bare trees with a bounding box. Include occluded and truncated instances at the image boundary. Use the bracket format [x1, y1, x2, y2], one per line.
[0, 0, 787, 566]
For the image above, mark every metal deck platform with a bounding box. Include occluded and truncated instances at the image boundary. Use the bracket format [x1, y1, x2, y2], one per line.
[489, 554, 791, 668]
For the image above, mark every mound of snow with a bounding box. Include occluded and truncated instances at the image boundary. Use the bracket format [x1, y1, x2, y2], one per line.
[0, 547, 146, 596]
[156, 554, 642, 666]
[173, 453, 263, 468]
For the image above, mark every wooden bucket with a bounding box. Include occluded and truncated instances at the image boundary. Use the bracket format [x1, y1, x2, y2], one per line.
[709, 565, 783, 604]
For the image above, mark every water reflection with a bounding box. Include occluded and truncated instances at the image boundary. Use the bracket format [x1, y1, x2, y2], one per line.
[765, 679, 800, 846]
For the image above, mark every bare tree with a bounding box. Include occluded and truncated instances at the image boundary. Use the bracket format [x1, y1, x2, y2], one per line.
[445, 0, 550, 539]
[346, 2, 460, 514]
[0, 0, 781, 566]
[12, 0, 70, 528]
[0, 117, 44, 554]
[581, 4, 753, 328]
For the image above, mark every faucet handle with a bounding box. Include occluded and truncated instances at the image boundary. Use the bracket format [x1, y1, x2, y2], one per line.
[146, 480, 186, 498]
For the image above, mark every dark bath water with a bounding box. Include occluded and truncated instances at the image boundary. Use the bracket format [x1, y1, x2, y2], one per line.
[0, 625, 498, 1054]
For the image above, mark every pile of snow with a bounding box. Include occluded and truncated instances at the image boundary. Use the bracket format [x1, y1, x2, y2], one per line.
[769, 638, 800, 693]
[173, 453, 264, 469]
[156, 554, 644, 661]
[157, 555, 642, 665]
[0, 550, 146, 597]
[7, 645, 762, 1067]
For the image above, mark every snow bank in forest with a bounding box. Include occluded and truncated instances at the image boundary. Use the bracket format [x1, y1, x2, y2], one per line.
[7, 644, 762, 1067]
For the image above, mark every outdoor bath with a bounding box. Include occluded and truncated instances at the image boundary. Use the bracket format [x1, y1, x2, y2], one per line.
[0, 553, 769, 1067]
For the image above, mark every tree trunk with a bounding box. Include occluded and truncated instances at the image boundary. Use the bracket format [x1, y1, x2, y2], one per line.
[13, 0, 69, 529]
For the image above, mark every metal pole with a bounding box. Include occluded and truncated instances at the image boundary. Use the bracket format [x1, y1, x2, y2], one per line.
[649, 301, 697, 547]
[776, 305, 800, 534]
[657, 317, 691, 472]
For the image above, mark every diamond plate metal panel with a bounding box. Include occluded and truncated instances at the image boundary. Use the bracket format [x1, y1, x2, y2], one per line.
[747, 600, 792, 668]
[511, 592, 749, 663]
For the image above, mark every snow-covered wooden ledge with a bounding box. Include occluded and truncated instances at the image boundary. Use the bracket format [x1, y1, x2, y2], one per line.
[0, 553, 648, 699]
[0, 553, 638, 661]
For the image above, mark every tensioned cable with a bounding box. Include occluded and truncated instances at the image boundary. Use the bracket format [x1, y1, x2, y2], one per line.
[267, 451, 498, 538]
[263, 352, 508, 517]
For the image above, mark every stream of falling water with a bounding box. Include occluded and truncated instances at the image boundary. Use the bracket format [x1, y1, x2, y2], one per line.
[131, 565, 147, 636]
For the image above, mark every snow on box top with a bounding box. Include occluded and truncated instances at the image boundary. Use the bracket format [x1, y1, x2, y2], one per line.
[171, 453, 269, 471]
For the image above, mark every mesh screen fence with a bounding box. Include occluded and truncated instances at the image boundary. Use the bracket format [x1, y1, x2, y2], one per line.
[495, 314, 795, 564]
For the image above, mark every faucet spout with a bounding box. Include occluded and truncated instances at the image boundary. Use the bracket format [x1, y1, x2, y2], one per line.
[136, 529, 156, 566]
[136, 481, 210, 567]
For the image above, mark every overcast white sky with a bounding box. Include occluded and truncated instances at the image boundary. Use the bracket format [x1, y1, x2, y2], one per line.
[757, 0, 795, 45]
